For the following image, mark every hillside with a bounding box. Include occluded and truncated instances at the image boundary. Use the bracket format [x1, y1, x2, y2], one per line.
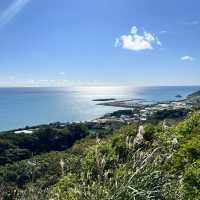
[1, 110, 200, 199]
[187, 90, 200, 98]
[49, 111, 200, 200]
[187, 90, 200, 109]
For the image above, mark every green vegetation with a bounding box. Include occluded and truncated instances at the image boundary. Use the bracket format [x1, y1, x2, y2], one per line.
[0, 123, 89, 165]
[1, 110, 200, 199]
[151, 108, 189, 121]
[105, 109, 133, 117]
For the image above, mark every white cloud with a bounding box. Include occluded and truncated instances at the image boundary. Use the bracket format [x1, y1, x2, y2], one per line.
[181, 56, 194, 61]
[130, 26, 138, 34]
[115, 26, 161, 51]
[0, 0, 30, 28]
[120, 34, 153, 51]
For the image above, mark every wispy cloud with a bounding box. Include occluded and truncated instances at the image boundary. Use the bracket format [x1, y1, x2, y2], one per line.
[159, 30, 167, 34]
[115, 26, 161, 51]
[0, 0, 30, 28]
[0, 78, 114, 87]
[181, 56, 194, 61]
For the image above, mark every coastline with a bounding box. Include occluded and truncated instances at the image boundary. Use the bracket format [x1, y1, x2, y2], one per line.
[1, 89, 200, 135]
[0, 86, 200, 132]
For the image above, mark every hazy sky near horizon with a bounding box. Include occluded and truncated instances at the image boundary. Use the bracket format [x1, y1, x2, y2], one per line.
[0, 0, 200, 87]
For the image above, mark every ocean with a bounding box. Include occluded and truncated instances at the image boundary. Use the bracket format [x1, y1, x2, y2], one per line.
[0, 86, 200, 132]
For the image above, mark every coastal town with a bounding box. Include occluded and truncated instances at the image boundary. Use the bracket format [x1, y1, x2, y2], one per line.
[92, 92, 198, 125]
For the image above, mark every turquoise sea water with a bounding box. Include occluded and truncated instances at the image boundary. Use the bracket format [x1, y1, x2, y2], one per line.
[0, 86, 200, 131]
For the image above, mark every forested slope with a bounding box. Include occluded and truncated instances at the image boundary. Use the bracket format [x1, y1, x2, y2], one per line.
[1, 111, 200, 200]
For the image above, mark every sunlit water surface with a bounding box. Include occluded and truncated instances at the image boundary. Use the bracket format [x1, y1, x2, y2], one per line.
[0, 86, 199, 131]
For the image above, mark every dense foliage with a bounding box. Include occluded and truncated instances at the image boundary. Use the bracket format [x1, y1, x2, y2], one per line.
[106, 109, 133, 117]
[0, 123, 89, 165]
[151, 108, 188, 120]
[49, 111, 200, 200]
[1, 110, 200, 199]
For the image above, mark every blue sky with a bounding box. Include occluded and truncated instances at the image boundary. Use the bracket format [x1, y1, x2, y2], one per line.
[0, 0, 200, 87]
